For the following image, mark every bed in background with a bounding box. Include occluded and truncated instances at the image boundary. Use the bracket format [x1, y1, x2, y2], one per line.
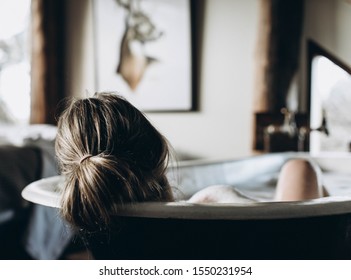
[0, 124, 59, 259]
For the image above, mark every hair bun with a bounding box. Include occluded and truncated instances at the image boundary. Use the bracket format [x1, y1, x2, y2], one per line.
[79, 154, 94, 164]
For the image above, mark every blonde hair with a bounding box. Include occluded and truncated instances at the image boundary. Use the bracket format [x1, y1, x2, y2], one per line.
[55, 93, 173, 231]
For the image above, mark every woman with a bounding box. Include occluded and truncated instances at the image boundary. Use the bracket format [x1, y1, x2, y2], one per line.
[55, 92, 173, 231]
[55, 92, 326, 231]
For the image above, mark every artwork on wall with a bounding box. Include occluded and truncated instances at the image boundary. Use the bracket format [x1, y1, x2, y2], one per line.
[94, 0, 195, 111]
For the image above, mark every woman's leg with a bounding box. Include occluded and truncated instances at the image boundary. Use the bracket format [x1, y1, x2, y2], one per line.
[274, 159, 327, 201]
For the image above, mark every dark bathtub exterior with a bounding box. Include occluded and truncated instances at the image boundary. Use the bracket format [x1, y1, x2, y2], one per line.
[84, 213, 351, 260]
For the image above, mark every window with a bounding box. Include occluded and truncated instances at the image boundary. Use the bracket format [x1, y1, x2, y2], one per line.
[309, 41, 351, 154]
[0, 0, 31, 124]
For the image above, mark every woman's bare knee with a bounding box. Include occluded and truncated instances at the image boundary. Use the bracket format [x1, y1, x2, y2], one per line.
[275, 158, 323, 201]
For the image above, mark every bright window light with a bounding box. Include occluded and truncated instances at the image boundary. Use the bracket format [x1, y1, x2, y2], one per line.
[0, 0, 31, 124]
[310, 55, 351, 154]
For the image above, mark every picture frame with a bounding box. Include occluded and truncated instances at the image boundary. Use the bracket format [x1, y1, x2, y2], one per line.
[93, 0, 198, 112]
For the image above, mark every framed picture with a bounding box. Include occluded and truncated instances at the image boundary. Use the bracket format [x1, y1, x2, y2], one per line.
[93, 0, 196, 111]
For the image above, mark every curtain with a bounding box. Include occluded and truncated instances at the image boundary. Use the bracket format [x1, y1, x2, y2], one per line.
[30, 0, 65, 124]
[254, 0, 304, 113]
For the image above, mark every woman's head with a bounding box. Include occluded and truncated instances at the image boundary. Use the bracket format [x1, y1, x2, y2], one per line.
[55, 92, 173, 231]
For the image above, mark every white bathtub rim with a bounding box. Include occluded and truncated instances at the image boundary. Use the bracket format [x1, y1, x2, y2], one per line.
[115, 197, 351, 220]
[21, 175, 63, 209]
[22, 175, 351, 220]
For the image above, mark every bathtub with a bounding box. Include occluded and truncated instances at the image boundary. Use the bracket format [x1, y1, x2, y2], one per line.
[22, 152, 351, 259]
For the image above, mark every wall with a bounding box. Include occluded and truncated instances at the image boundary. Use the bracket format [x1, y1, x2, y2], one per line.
[65, 0, 260, 160]
[149, 0, 259, 160]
